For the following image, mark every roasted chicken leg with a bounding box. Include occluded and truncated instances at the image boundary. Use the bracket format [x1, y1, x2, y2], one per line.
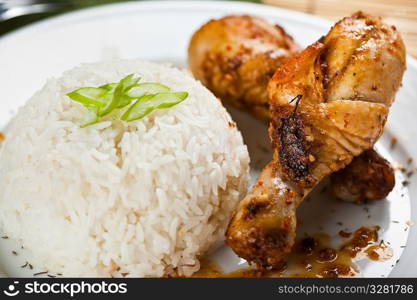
[188, 14, 396, 203]
[189, 15, 299, 121]
[226, 12, 406, 268]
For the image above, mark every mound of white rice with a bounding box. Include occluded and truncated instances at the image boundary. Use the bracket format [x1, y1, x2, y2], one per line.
[0, 60, 250, 277]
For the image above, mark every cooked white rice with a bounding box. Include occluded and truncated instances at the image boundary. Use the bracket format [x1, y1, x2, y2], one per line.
[0, 60, 250, 277]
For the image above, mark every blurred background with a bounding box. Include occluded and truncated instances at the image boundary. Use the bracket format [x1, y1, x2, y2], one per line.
[1, 0, 417, 57]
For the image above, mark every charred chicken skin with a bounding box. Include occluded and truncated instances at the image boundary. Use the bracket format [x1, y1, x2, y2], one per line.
[226, 12, 406, 269]
[189, 14, 396, 203]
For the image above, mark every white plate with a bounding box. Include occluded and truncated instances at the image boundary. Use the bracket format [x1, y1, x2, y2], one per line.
[0, 0, 416, 277]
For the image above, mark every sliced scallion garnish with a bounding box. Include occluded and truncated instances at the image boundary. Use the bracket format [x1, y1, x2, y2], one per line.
[121, 91, 188, 122]
[67, 87, 108, 107]
[66, 74, 189, 127]
[80, 106, 99, 128]
[128, 82, 170, 98]
[99, 74, 140, 117]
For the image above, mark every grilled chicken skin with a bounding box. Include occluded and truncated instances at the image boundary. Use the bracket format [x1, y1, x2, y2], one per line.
[330, 149, 395, 203]
[226, 12, 406, 269]
[188, 15, 299, 121]
[188, 14, 396, 203]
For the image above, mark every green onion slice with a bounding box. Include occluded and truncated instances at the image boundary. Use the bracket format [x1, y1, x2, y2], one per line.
[100, 82, 133, 109]
[121, 92, 188, 122]
[117, 82, 171, 108]
[99, 83, 118, 93]
[127, 82, 170, 98]
[80, 106, 99, 128]
[99, 74, 140, 116]
[67, 87, 108, 107]
[67, 74, 189, 127]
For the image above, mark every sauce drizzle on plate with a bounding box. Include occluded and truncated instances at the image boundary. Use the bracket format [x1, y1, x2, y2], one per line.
[194, 226, 391, 278]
